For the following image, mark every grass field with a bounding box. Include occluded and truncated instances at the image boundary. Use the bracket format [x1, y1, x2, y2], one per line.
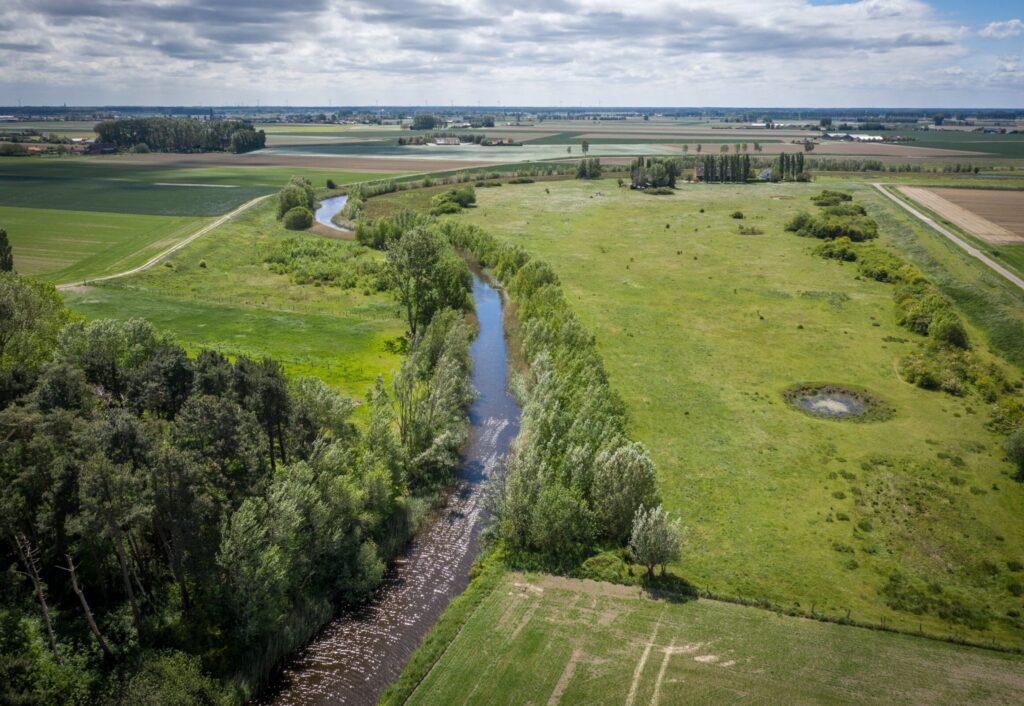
[401, 571, 1024, 705]
[415, 178, 1024, 646]
[1, 205, 209, 282]
[62, 199, 405, 401]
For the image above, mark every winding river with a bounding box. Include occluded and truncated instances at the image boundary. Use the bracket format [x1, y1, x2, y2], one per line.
[257, 273, 520, 705]
[314, 194, 351, 232]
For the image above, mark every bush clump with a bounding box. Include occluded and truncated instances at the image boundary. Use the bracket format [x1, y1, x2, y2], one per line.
[731, 210, 744, 219]
[814, 237, 858, 262]
[430, 187, 476, 216]
[811, 189, 853, 206]
[277, 176, 316, 219]
[282, 206, 313, 230]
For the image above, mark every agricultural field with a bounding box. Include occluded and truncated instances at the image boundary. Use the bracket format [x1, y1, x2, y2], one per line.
[62, 198, 405, 400]
[394, 177, 1024, 646]
[897, 187, 1024, 245]
[1, 205, 209, 282]
[400, 571, 1024, 705]
[0, 156, 400, 283]
[894, 186, 1024, 281]
[851, 129, 1024, 159]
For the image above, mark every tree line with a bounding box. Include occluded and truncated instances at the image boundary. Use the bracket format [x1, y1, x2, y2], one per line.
[95, 118, 266, 154]
[0, 218, 474, 702]
[437, 219, 681, 571]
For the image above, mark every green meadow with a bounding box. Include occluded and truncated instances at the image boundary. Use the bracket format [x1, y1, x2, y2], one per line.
[423, 178, 1024, 645]
[1, 205, 208, 283]
[398, 571, 1024, 706]
[62, 200, 405, 401]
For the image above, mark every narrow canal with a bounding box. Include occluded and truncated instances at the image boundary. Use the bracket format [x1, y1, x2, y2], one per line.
[258, 273, 520, 705]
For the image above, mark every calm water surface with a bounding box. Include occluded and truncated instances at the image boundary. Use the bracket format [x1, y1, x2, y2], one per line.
[314, 195, 350, 232]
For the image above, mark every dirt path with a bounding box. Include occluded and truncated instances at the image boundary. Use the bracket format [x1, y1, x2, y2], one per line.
[56, 194, 271, 290]
[872, 183, 1024, 293]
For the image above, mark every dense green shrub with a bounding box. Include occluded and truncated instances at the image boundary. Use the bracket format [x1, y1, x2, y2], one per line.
[1004, 431, 1024, 480]
[811, 189, 853, 206]
[429, 187, 476, 215]
[856, 247, 910, 281]
[263, 236, 383, 288]
[355, 210, 430, 250]
[814, 237, 858, 262]
[822, 202, 867, 218]
[282, 206, 313, 230]
[277, 176, 316, 219]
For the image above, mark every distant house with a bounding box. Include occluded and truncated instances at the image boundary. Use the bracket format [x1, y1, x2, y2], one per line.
[434, 137, 461, 146]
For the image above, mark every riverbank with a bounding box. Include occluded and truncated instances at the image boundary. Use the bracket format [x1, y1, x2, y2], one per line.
[256, 274, 520, 704]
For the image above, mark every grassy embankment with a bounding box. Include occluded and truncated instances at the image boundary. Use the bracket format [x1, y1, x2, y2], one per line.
[387, 570, 1024, 706]
[63, 197, 405, 401]
[387, 178, 1024, 646]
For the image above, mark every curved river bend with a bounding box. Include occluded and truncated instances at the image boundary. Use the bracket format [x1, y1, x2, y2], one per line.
[314, 194, 350, 232]
[257, 273, 520, 705]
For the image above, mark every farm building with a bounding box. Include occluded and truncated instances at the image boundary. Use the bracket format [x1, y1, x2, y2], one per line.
[433, 137, 461, 146]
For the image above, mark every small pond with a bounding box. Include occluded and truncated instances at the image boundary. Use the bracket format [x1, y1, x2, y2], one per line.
[795, 392, 866, 418]
[784, 384, 892, 421]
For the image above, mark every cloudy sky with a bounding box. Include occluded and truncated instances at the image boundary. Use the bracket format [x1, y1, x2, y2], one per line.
[1, 0, 1021, 107]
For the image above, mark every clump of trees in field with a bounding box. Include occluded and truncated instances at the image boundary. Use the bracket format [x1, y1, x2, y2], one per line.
[276, 176, 317, 230]
[696, 153, 751, 183]
[576, 158, 602, 179]
[411, 114, 440, 130]
[429, 186, 476, 215]
[0, 229, 474, 701]
[769, 152, 807, 181]
[786, 190, 878, 242]
[630, 156, 684, 188]
[95, 118, 266, 153]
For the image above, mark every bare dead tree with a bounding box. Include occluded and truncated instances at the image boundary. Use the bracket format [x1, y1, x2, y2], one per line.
[61, 554, 112, 660]
[12, 532, 59, 660]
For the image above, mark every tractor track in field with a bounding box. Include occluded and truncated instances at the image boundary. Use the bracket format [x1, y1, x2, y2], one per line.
[56, 194, 271, 291]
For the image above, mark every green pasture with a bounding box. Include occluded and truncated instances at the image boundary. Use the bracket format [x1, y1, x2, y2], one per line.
[62, 200, 405, 401]
[401, 571, 1024, 705]
[433, 178, 1024, 645]
[2, 205, 208, 283]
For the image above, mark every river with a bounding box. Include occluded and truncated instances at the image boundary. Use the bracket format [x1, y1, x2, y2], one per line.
[257, 273, 520, 705]
[314, 194, 351, 232]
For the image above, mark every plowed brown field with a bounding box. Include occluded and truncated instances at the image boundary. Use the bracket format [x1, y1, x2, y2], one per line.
[898, 186, 1024, 244]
